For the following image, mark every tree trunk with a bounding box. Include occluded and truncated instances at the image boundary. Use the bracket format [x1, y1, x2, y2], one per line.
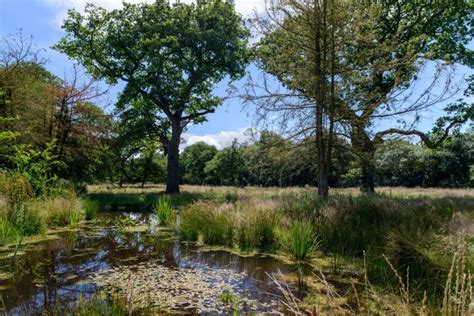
[360, 148, 376, 193]
[166, 120, 182, 194]
[318, 158, 329, 197]
[314, 1, 329, 198]
[351, 125, 376, 193]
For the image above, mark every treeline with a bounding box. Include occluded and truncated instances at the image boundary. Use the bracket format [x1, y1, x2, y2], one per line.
[1, 0, 473, 196]
[178, 131, 473, 188]
[117, 130, 473, 188]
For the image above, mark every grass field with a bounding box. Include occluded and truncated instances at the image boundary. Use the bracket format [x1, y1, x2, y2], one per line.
[88, 184, 474, 197]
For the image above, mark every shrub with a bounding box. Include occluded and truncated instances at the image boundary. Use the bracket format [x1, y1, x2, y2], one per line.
[48, 179, 77, 198]
[8, 203, 44, 235]
[155, 198, 174, 226]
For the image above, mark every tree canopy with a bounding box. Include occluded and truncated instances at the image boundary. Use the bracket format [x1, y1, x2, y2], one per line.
[54, 0, 250, 193]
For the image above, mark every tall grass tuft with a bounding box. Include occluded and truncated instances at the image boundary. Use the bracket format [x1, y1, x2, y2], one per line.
[442, 239, 473, 316]
[33, 197, 81, 227]
[179, 202, 233, 246]
[236, 209, 279, 252]
[69, 210, 82, 228]
[0, 216, 21, 244]
[155, 198, 175, 226]
[83, 199, 97, 220]
[281, 220, 317, 262]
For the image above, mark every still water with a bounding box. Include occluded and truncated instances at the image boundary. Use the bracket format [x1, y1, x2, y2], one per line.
[0, 212, 300, 314]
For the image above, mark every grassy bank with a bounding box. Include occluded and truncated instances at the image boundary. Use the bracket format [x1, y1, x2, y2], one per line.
[0, 172, 96, 245]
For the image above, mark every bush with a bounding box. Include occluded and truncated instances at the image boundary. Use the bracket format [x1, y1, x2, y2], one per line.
[8, 203, 44, 235]
[0, 171, 33, 206]
[48, 178, 77, 198]
[155, 198, 174, 226]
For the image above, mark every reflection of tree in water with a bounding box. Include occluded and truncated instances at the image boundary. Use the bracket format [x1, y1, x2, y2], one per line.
[1, 213, 300, 314]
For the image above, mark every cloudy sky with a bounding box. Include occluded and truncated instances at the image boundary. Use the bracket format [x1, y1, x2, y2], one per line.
[0, 0, 472, 149]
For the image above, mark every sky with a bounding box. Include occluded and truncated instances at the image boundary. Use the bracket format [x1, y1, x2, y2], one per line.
[0, 0, 472, 149]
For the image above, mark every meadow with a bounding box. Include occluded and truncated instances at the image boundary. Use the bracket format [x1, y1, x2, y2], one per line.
[84, 184, 474, 315]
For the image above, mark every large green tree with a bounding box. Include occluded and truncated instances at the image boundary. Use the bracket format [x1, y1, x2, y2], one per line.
[340, 0, 473, 192]
[54, 0, 249, 193]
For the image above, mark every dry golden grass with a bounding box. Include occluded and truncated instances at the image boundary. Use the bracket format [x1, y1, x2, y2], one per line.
[88, 184, 473, 199]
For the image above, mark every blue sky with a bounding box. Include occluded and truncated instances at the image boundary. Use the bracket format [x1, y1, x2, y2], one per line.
[1, 0, 472, 148]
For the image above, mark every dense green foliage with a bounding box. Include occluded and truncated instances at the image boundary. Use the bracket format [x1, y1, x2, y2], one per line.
[180, 142, 217, 185]
[54, 0, 250, 193]
[176, 131, 473, 188]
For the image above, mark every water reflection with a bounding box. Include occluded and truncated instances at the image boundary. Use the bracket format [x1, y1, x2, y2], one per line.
[0, 212, 296, 314]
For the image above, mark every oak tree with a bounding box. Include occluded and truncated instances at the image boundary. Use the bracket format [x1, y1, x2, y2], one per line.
[55, 0, 249, 193]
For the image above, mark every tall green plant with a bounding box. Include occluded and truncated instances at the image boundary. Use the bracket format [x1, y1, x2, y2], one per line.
[281, 220, 317, 262]
[155, 198, 174, 226]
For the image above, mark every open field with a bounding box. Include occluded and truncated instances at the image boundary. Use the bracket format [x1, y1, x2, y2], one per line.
[88, 184, 474, 197]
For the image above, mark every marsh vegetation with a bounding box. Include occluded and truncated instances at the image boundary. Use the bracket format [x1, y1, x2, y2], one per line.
[3, 185, 471, 314]
[0, 0, 473, 314]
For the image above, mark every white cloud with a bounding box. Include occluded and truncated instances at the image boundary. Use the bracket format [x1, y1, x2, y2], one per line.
[41, 0, 265, 27]
[182, 127, 255, 150]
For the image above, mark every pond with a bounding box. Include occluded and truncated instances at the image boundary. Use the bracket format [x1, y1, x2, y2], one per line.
[0, 212, 302, 314]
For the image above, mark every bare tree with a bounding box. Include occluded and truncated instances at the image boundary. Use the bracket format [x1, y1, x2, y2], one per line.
[244, 0, 350, 197]
[52, 65, 109, 160]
